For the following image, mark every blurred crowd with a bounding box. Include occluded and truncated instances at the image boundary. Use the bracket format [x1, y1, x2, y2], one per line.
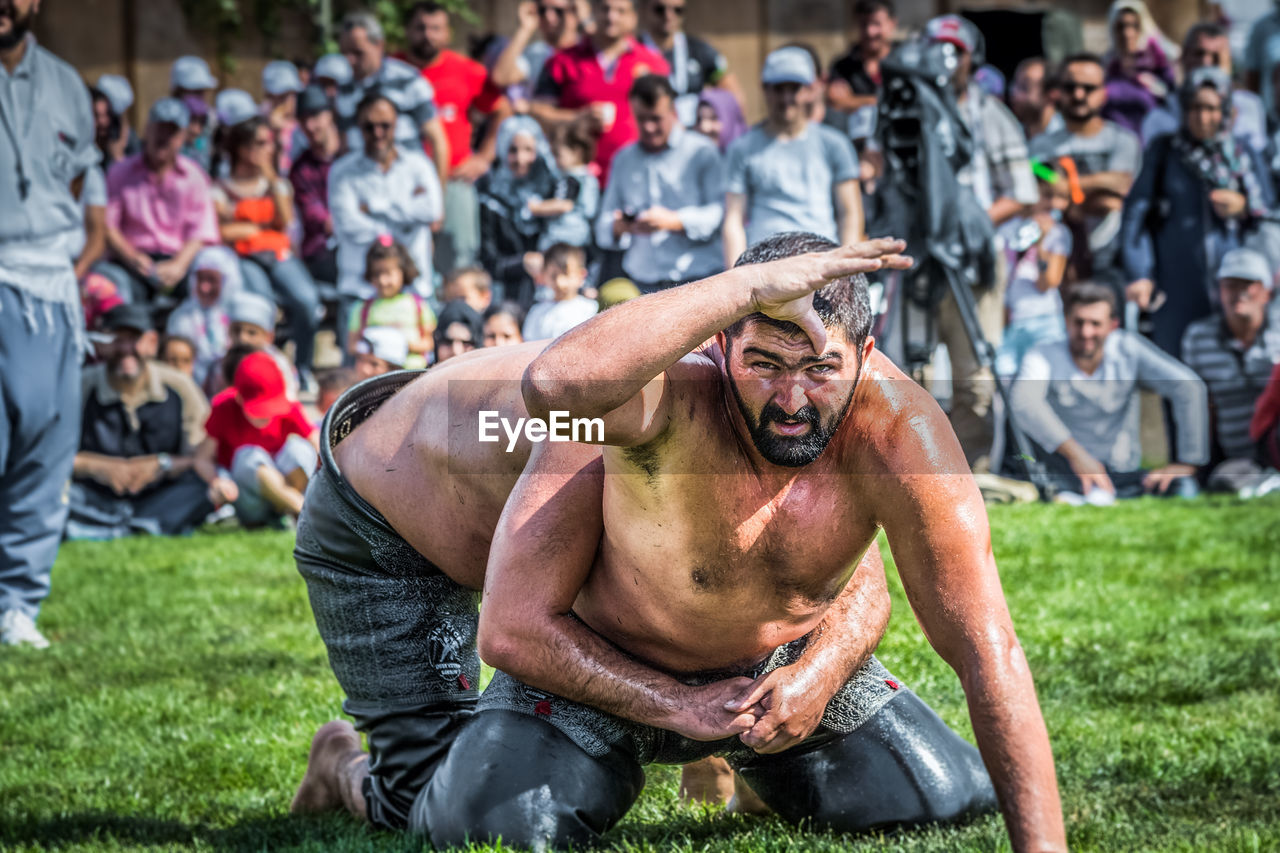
[2, 0, 1280, 647]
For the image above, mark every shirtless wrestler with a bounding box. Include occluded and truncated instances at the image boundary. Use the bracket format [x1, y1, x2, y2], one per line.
[412, 232, 1065, 853]
[286, 262, 904, 827]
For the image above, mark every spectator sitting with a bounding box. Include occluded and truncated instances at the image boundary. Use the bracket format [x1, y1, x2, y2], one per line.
[67, 304, 225, 540]
[81, 271, 126, 331]
[1182, 248, 1280, 493]
[1244, 1, 1280, 128]
[530, 117, 600, 252]
[598, 74, 724, 293]
[522, 243, 596, 340]
[313, 54, 353, 101]
[483, 301, 526, 347]
[694, 88, 747, 153]
[92, 74, 140, 169]
[477, 115, 558, 308]
[441, 265, 494, 313]
[347, 237, 436, 370]
[1011, 282, 1209, 501]
[1030, 52, 1142, 282]
[1008, 58, 1063, 144]
[994, 160, 1072, 379]
[179, 94, 213, 174]
[170, 56, 219, 171]
[289, 86, 345, 289]
[433, 299, 484, 363]
[204, 292, 297, 400]
[1121, 68, 1275, 358]
[489, 0, 582, 106]
[197, 351, 319, 524]
[212, 116, 320, 380]
[354, 326, 411, 378]
[640, 0, 741, 126]
[101, 98, 220, 307]
[330, 93, 443, 351]
[1102, 0, 1177, 139]
[166, 245, 243, 386]
[1252, 362, 1280, 479]
[723, 47, 862, 268]
[532, 0, 670, 184]
[317, 367, 360, 415]
[159, 334, 198, 380]
[261, 61, 307, 175]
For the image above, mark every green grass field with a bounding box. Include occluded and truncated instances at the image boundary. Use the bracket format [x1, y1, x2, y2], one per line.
[2, 498, 1278, 852]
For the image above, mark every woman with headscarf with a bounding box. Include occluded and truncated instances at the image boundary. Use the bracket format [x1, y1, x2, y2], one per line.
[1121, 68, 1275, 357]
[694, 88, 748, 153]
[1103, 0, 1178, 139]
[432, 299, 485, 364]
[165, 246, 244, 385]
[476, 116, 559, 309]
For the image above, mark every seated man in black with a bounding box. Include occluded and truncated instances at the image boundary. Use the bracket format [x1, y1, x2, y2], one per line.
[68, 305, 236, 539]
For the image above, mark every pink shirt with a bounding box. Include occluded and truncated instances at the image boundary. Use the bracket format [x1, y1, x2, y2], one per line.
[105, 153, 220, 256]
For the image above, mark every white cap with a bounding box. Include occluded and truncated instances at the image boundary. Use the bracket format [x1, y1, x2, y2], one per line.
[356, 326, 409, 368]
[1217, 247, 1273, 290]
[313, 54, 353, 86]
[228, 292, 278, 330]
[215, 88, 260, 127]
[189, 246, 244, 296]
[96, 74, 134, 115]
[170, 55, 218, 92]
[263, 60, 304, 96]
[761, 47, 816, 86]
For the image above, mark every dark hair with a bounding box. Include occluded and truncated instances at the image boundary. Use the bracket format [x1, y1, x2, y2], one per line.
[318, 366, 359, 395]
[853, 0, 894, 18]
[551, 115, 599, 164]
[1058, 52, 1106, 77]
[227, 116, 272, 173]
[160, 333, 196, 357]
[543, 242, 587, 273]
[445, 265, 492, 291]
[405, 1, 448, 23]
[221, 343, 258, 387]
[725, 232, 872, 350]
[356, 91, 398, 122]
[1062, 280, 1118, 318]
[629, 73, 677, 108]
[484, 300, 527, 328]
[1183, 21, 1227, 47]
[89, 87, 123, 146]
[364, 238, 420, 286]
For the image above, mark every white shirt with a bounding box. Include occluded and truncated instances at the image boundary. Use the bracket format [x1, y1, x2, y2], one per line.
[523, 296, 598, 341]
[328, 147, 443, 299]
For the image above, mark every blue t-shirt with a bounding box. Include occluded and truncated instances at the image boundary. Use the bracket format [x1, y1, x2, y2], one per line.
[725, 122, 858, 246]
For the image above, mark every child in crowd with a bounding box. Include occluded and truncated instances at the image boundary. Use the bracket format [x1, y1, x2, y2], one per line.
[196, 350, 318, 525]
[347, 237, 437, 370]
[354, 326, 410, 379]
[316, 367, 359, 416]
[440, 266, 494, 315]
[166, 245, 242, 387]
[160, 334, 198, 380]
[522, 243, 597, 341]
[204, 293, 297, 400]
[528, 118, 600, 252]
[994, 160, 1072, 380]
[483, 301, 526, 347]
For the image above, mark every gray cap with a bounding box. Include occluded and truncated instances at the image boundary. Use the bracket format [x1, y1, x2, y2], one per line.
[215, 88, 260, 127]
[170, 55, 218, 92]
[926, 14, 979, 54]
[296, 85, 333, 119]
[761, 47, 815, 86]
[148, 97, 190, 129]
[263, 60, 304, 96]
[96, 74, 134, 115]
[356, 326, 409, 368]
[313, 54, 353, 86]
[1217, 247, 1273, 290]
[228, 292, 278, 330]
[1184, 66, 1231, 100]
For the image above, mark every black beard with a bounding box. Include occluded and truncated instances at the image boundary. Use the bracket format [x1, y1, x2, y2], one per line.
[410, 42, 440, 64]
[727, 376, 856, 468]
[0, 3, 33, 51]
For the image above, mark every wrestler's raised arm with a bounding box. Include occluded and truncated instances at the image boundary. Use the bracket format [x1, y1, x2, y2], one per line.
[479, 438, 891, 746]
[877, 397, 1066, 853]
[522, 238, 911, 426]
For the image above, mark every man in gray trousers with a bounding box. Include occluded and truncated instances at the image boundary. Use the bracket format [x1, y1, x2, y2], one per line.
[0, 0, 98, 648]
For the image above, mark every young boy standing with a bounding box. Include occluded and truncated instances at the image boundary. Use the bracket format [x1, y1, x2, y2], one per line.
[521, 243, 597, 341]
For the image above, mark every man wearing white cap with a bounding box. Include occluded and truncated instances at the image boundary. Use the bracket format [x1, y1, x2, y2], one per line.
[354, 326, 410, 377]
[171, 55, 218, 100]
[313, 54, 352, 101]
[262, 60, 308, 174]
[170, 56, 219, 170]
[1182, 247, 1280, 493]
[722, 47, 863, 268]
[0, 0, 99, 648]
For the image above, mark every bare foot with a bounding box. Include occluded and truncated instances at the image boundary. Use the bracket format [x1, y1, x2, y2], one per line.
[679, 756, 736, 806]
[291, 720, 366, 815]
[727, 773, 772, 816]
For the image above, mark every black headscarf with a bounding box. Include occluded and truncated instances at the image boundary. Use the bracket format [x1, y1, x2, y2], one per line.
[433, 300, 486, 350]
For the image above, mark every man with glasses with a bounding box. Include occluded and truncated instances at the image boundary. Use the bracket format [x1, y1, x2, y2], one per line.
[490, 0, 583, 102]
[1030, 53, 1141, 281]
[640, 0, 741, 126]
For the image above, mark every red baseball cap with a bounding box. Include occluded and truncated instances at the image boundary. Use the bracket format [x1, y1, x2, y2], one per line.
[234, 351, 292, 420]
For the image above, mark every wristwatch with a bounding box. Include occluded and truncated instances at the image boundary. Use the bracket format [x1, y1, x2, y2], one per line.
[156, 453, 173, 474]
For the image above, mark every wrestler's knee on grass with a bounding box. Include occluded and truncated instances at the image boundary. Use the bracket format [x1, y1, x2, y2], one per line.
[733, 690, 996, 834]
[411, 710, 644, 850]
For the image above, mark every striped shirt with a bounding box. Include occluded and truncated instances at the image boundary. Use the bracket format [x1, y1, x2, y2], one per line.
[335, 57, 438, 153]
[1181, 313, 1280, 460]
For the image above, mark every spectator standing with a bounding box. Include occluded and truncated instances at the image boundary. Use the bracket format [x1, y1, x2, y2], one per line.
[1101, 1, 1177, 139]
[289, 86, 345, 287]
[1008, 58, 1063, 144]
[170, 56, 219, 171]
[165, 246, 243, 386]
[693, 88, 747, 152]
[490, 0, 583, 105]
[597, 74, 723, 292]
[826, 0, 897, 145]
[1182, 248, 1280, 492]
[476, 115, 558, 307]
[329, 94, 443, 350]
[522, 243, 597, 339]
[67, 304, 222, 540]
[335, 10, 450, 186]
[533, 0, 670, 184]
[528, 118, 600, 252]
[93, 74, 139, 169]
[433, 299, 484, 363]
[347, 238, 436, 370]
[723, 48, 862, 268]
[1012, 282, 1208, 500]
[1030, 53, 1142, 281]
[212, 116, 320, 379]
[441, 265, 493, 313]
[399, 1, 513, 274]
[261, 60, 307, 175]
[102, 98, 220, 306]
[1120, 68, 1274, 357]
[0, 5, 98, 648]
[1244, 2, 1280, 126]
[640, 0, 741, 126]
